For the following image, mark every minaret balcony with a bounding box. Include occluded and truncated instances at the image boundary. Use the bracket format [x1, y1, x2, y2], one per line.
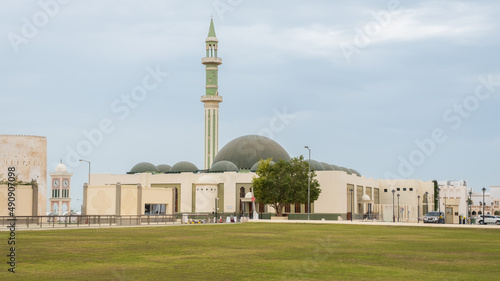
[201, 95, 223, 102]
[202, 57, 222, 65]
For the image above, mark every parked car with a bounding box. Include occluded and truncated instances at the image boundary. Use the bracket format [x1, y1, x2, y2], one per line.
[423, 211, 445, 223]
[477, 215, 500, 225]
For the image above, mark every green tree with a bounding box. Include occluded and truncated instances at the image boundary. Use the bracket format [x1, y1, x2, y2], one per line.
[252, 156, 321, 217]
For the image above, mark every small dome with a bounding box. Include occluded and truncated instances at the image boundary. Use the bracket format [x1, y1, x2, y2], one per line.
[350, 169, 361, 177]
[306, 159, 325, 171]
[361, 194, 371, 201]
[55, 162, 67, 172]
[339, 166, 353, 175]
[197, 175, 218, 184]
[245, 192, 253, 199]
[329, 164, 343, 171]
[213, 135, 290, 170]
[156, 164, 172, 173]
[170, 161, 198, 173]
[320, 162, 334, 171]
[210, 161, 238, 172]
[250, 160, 275, 172]
[130, 162, 159, 173]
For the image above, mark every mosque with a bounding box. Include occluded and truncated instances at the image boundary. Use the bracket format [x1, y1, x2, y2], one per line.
[83, 19, 435, 222]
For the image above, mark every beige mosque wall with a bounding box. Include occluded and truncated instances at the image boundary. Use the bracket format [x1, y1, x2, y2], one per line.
[86, 185, 116, 215]
[0, 185, 34, 216]
[142, 187, 174, 214]
[0, 135, 47, 215]
[120, 185, 138, 216]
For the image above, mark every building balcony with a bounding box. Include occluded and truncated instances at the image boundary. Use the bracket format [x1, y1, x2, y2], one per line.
[201, 95, 223, 102]
[202, 57, 222, 65]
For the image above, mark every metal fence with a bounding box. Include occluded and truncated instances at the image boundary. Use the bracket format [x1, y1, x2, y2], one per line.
[0, 214, 247, 229]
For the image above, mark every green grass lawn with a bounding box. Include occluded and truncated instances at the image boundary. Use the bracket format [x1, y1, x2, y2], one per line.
[2, 223, 500, 280]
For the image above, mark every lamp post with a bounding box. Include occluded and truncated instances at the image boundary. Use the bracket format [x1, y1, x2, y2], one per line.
[397, 193, 400, 222]
[349, 188, 354, 221]
[468, 190, 472, 223]
[79, 159, 91, 186]
[424, 191, 429, 215]
[437, 187, 441, 223]
[304, 146, 311, 221]
[392, 189, 395, 222]
[417, 195, 421, 223]
[482, 187, 486, 220]
[215, 197, 219, 223]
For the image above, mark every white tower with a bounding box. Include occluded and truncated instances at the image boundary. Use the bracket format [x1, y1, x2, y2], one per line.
[49, 161, 73, 215]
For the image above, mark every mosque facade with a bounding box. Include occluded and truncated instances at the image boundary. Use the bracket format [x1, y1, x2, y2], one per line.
[83, 20, 435, 222]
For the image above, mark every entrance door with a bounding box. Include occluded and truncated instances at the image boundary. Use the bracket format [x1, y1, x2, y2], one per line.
[446, 207, 453, 224]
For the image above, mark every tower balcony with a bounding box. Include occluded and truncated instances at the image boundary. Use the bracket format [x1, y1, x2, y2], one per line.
[202, 57, 222, 65]
[201, 95, 223, 103]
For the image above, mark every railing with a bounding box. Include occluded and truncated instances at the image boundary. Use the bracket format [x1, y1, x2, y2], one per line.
[0, 214, 246, 229]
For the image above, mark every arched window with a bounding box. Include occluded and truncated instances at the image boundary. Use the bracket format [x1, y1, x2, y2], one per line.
[240, 187, 245, 198]
[478, 211, 482, 215]
[472, 211, 476, 215]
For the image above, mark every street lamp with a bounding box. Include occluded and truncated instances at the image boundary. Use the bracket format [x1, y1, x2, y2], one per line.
[468, 190, 472, 223]
[437, 187, 441, 223]
[482, 187, 486, 219]
[79, 159, 91, 186]
[392, 189, 395, 222]
[397, 193, 400, 222]
[215, 197, 219, 223]
[417, 195, 421, 223]
[349, 188, 354, 221]
[304, 146, 311, 221]
[424, 191, 429, 215]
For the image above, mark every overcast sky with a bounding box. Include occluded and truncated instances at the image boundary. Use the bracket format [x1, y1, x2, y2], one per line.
[2, 0, 499, 208]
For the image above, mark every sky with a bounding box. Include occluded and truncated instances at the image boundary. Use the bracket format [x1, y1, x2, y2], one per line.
[1, 0, 499, 210]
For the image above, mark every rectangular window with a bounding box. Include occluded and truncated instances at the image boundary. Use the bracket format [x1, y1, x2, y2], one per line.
[305, 203, 309, 214]
[403, 188, 407, 191]
[409, 188, 413, 191]
[397, 188, 400, 191]
[285, 204, 290, 213]
[295, 204, 301, 213]
[259, 203, 265, 213]
[384, 189, 387, 192]
[145, 204, 166, 215]
[174, 187, 178, 213]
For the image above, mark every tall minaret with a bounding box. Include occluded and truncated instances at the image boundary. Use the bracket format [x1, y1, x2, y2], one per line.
[201, 18, 223, 169]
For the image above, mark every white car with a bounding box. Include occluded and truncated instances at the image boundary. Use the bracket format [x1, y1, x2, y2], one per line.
[423, 211, 444, 223]
[477, 215, 500, 225]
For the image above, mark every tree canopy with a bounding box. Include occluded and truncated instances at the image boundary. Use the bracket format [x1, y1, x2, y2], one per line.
[252, 156, 321, 217]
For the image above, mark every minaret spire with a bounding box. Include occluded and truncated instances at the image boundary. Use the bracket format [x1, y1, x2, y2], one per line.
[201, 19, 223, 169]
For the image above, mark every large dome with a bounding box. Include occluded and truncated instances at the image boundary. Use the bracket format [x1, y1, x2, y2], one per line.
[213, 135, 290, 170]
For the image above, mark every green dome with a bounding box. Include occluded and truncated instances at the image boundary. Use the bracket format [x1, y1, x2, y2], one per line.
[250, 160, 275, 172]
[329, 164, 343, 171]
[170, 161, 198, 173]
[210, 161, 238, 172]
[320, 162, 334, 171]
[213, 135, 290, 170]
[306, 159, 325, 171]
[129, 162, 159, 174]
[350, 169, 362, 176]
[339, 166, 353, 175]
[156, 164, 172, 173]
